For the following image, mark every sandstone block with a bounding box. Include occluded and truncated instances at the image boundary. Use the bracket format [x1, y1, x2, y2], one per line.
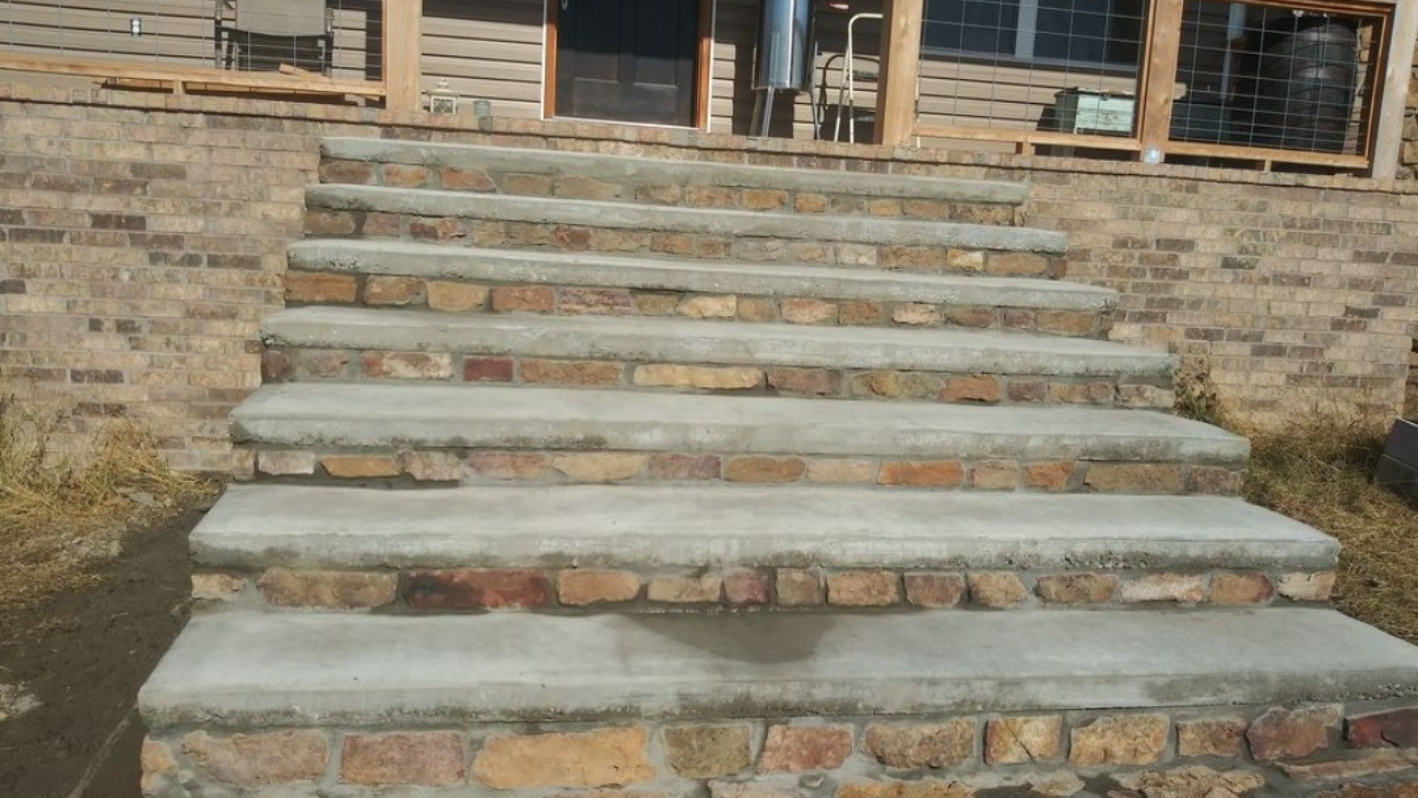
[552, 452, 648, 483]
[840, 300, 883, 326]
[361, 352, 453, 380]
[759, 726, 852, 772]
[464, 357, 514, 382]
[320, 455, 400, 479]
[777, 569, 824, 606]
[258, 568, 397, 609]
[520, 359, 623, 386]
[1068, 714, 1168, 766]
[1023, 461, 1075, 491]
[363, 276, 422, 306]
[1208, 572, 1274, 605]
[473, 727, 653, 788]
[1277, 572, 1336, 602]
[182, 730, 328, 788]
[1177, 718, 1247, 757]
[725, 456, 806, 483]
[768, 367, 840, 396]
[865, 721, 975, 768]
[1034, 573, 1119, 605]
[892, 304, 940, 326]
[1114, 765, 1265, 798]
[406, 569, 551, 610]
[781, 298, 837, 325]
[827, 570, 900, 606]
[677, 295, 738, 319]
[467, 451, 551, 480]
[1120, 574, 1206, 604]
[634, 364, 762, 390]
[806, 458, 875, 483]
[878, 460, 963, 487]
[558, 570, 642, 606]
[341, 731, 465, 786]
[191, 573, 245, 600]
[491, 285, 555, 313]
[648, 574, 723, 603]
[724, 570, 771, 606]
[257, 450, 316, 476]
[838, 781, 975, 798]
[968, 572, 1028, 608]
[427, 281, 489, 312]
[440, 167, 495, 192]
[1247, 705, 1341, 760]
[665, 725, 753, 778]
[649, 453, 722, 480]
[904, 573, 966, 608]
[968, 460, 1017, 490]
[397, 450, 463, 482]
[939, 376, 1001, 404]
[1348, 707, 1418, 749]
[984, 716, 1061, 764]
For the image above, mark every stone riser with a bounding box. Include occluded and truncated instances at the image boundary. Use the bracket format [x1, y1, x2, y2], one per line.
[141, 701, 1418, 798]
[235, 447, 1243, 495]
[303, 210, 1068, 278]
[192, 564, 1336, 613]
[284, 268, 1112, 338]
[259, 347, 1174, 411]
[318, 157, 1023, 226]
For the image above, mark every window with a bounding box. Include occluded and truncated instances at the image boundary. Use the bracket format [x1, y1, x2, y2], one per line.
[923, 0, 1146, 68]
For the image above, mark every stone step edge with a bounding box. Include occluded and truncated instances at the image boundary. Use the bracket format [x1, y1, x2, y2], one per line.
[319, 137, 1032, 206]
[141, 696, 1418, 798]
[192, 485, 1339, 573]
[286, 240, 1116, 312]
[304, 185, 1070, 254]
[229, 383, 1249, 466]
[138, 608, 1418, 729]
[198, 562, 1335, 613]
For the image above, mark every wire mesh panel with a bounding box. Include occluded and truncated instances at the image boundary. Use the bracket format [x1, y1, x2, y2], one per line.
[0, 0, 381, 83]
[1171, 1, 1380, 159]
[917, 0, 1149, 142]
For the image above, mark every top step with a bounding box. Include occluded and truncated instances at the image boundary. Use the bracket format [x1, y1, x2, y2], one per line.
[319, 138, 1029, 226]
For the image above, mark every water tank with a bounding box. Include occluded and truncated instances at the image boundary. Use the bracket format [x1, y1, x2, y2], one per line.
[755, 0, 814, 91]
[1249, 13, 1358, 153]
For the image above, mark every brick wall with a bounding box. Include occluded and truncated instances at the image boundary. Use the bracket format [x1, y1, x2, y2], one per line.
[1, 84, 1415, 472]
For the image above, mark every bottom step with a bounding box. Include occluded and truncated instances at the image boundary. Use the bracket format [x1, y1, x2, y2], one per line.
[138, 610, 1418, 796]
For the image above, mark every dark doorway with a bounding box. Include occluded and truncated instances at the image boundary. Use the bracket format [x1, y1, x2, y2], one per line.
[553, 0, 700, 126]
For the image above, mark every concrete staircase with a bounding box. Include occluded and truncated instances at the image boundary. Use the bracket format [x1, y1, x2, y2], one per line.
[138, 139, 1418, 798]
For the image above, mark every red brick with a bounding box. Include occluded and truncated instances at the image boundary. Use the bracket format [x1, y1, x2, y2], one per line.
[464, 357, 515, 382]
[1247, 705, 1342, 760]
[406, 569, 551, 610]
[724, 570, 771, 606]
[776, 569, 824, 606]
[1348, 707, 1418, 749]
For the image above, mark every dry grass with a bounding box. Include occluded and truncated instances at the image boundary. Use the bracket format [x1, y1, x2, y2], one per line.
[0, 392, 210, 611]
[1241, 414, 1418, 643]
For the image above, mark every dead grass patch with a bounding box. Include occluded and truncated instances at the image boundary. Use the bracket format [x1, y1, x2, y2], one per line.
[0, 392, 211, 612]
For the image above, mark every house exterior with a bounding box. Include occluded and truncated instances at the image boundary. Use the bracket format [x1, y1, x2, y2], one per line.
[0, 1, 1416, 472]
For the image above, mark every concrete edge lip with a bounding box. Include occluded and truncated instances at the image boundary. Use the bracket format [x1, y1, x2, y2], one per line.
[138, 608, 1418, 728]
[287, 239, 1116, 310]
[192, 484, 1339, 571]
[318, 137, 1031, 204]
[305, 184, 1070, 254]
[229, 383, 1251, 465]
[261, 306, 1174, 377]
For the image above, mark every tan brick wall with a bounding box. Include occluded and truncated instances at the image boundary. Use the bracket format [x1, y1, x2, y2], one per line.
[1, 83, 1415, 471]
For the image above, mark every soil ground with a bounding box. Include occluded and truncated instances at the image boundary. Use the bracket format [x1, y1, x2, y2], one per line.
[0, 504, 201, 798]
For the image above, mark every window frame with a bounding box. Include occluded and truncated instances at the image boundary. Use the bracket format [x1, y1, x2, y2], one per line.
[921, 0, 1147, 73]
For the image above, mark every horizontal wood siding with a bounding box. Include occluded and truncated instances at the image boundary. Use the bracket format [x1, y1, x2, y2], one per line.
[422, 0, 542, 118]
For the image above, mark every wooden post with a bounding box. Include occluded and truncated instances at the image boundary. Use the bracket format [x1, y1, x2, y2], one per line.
[383, 0, 422, 114]
[875, 0, 923, 147]
[1369, 3, 1418, 179]
[1136, 0, 1185, 162]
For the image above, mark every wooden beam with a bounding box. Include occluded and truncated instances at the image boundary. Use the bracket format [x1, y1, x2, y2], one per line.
[1136, 0, 1185, 161]
[0, 52, 383, 97]
[1165, 140, 1370, 169]
[383, 0, 422, 114]
[1370, 3, 1417, 179]
[913, 123, 1143, 152]
[542, 0, 558, 119]
[875, 0, 923, 147]
[694, 0, 713, 130]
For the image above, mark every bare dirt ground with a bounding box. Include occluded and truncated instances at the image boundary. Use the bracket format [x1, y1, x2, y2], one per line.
[0, 503, 203, 798]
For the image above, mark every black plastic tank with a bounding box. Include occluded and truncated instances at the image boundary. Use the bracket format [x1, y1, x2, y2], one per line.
[1245, 12, 1358, 153]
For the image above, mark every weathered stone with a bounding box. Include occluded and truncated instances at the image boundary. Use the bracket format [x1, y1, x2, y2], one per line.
[985, 716, 1062, 764]
[491, 285, 555, 313]
[1208, 573, 1274, 605]
[1035, 310, 1097, 337]
[427, 281, 489, 312]
[558, 570, 642, 606]
[781, 298, 837, 325]
[725, 456, 806, 483]
[939, 375, 1001, 403]
[258, 568, 397, 609]
[1349, 707, 1418, 750]
[560, 288, 635, 316]
[1277, 572, 1337, 602]
[827, 570, 900, 606]
[840, 300, 883, 326]
[182, 730, 328, 788]
[140, 737, 178, 795]
[893, 303, 940, 326]
[678, 295, 738, 319]
[191, 573, 245, 600]
[945, 249, 986, 273]
[769, 367, 840, 396]
[759, 726, 853, 772]
[777, 569, 824, 605]
[969, 460, 1018, 490]
[712, 781, 803, 798]
[1035, 573, 1119, 605]
[361, 351, 454, 380]
[1048, 381, 1115, 405]
[904, 573, 966, 608]
[986, 252, 1050, 277]
[1246, 705, 1341, 760]
[320, 455, 400, 478]
[1023, 461, 1075, 492]
[737, 296, 778, 322]
[1069, 715, 1168, 766]
[341, 731, 465, 786]
[649, 453, 722, 480]
[363, 276, 423, 306]
[647, 574, 722, 603]
[473, 727, 653, 788]
[1029, 773, 1086, 797]
[406, 569, 551, 610]
[838, 781, 975, 798]
[381, 164, 429, 188]
[1177, 718, 1247, 758]
[724, 570, 771, 606]
[257, 450, 316, 476]
[440, 167, 496, 192]
[1279, 750, 1418, 781]
[664, 725, 753, 778]
[968, 572, 1028, 608]
[1312, 784, 1418, 798]
[552, 452, 648, 482]
[878, 460, 964, 487]
[866, 721, 975, 768]
[1114, 765, 1266, 798]
[520, 359, 623, 386]
[467, 451, 551, 480]
[634, 364, 762, 390]
[1085, 463, 1185, 494]
[465, 357, 514, 382]
[397, 450, 462, 482]
[1119, 574, 1206, 604]
[806, 458, 875, 483]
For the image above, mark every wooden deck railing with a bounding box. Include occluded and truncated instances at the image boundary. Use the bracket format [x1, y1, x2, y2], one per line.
[876, 0, 1418, 178]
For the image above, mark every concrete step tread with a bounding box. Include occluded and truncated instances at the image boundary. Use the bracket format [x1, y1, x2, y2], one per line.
[306, 184, 1069, 254]
[263, 306, 1173, 377]
[195, 483, 1337, 571]
[139, 607, 1418, 728]
[288, 240, 1114, 310]
[231, 383, 1248, 464]
[320, 137, 1031, 205]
